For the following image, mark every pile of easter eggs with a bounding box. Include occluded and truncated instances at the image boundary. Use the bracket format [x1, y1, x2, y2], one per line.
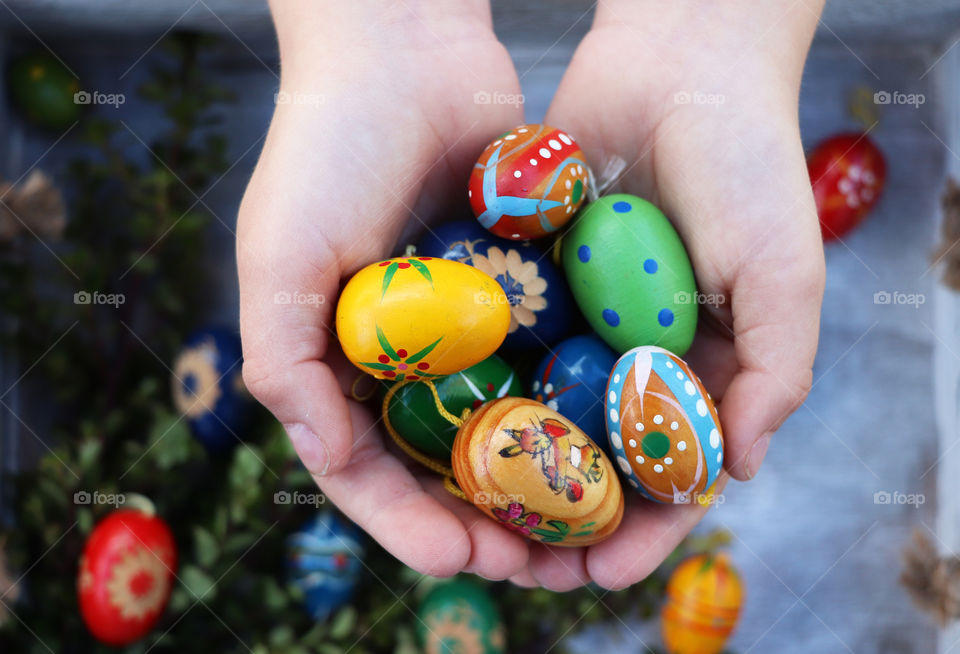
[335, 124, 725, 547]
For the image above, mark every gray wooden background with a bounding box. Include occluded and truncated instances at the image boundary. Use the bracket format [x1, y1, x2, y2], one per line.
[1, 2, 957, 653]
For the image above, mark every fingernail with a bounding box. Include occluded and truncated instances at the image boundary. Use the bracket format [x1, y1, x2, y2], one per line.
[745, 433, 772, 480]
[284, 423, 330, 476]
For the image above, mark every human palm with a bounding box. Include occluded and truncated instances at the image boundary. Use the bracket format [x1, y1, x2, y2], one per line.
[239, 1, 825, 591]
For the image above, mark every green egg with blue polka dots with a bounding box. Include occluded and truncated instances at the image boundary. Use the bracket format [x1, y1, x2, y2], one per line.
[561, 194, 697, 355]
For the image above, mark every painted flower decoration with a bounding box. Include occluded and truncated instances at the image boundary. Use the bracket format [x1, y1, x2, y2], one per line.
[377, 257, 434, 298]
[105, 546, 173, 621]
[359, 325, 443, 381]
[471, 246, 547, 333]
[171, 339, 221, 418]
[491, 502, 542, 536]
[423, 603, 487, 654]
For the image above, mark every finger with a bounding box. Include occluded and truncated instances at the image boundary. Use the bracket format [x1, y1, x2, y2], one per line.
[586, 475, 729, 590]
[427, 481, 531, 581]
[528, 544, 591, 592]
[719, 244, 824, 480]
[509, 568, 539, 588]
[314, 402, 471, 577]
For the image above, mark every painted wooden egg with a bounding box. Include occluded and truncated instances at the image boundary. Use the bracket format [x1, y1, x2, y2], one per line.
[661, 553, 744, 654]
[418, 220, 572, 348]
[452, 397, 623, 546]
[417, 579, 506, 654]
[78, 509, 177, 646]
[286, 511, 365, 621]
[808, 132, 886, 241]
[8, 53, 82, 130]
[385, 354, 522, 459]
[171, 326, 252, 451]
[606, 346, 723, 504]
[468, 124, 591, 240]
[336, 257, 510, 379]
[531, 335, 618, 453]
[562, 194, 698, 356]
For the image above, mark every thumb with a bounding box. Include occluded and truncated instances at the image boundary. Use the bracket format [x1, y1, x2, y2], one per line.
[237, 199, 354, 477]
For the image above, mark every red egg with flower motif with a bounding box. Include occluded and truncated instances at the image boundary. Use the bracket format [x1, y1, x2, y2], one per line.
[78, 508, 177, 646]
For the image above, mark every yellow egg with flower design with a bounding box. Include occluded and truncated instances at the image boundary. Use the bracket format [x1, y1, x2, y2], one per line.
[336, 257, 511, 380]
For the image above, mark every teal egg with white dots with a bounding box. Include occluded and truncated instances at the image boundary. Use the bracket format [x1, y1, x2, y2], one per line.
[561, 194, 697, 355]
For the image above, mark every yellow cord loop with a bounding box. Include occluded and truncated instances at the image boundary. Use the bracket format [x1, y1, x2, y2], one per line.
[350, 373, 378, 402]
[381, 378, 471, 508]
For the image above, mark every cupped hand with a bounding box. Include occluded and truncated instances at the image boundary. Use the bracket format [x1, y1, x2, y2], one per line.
[238, 2, 535, 581]
[519, 0, 827, 590]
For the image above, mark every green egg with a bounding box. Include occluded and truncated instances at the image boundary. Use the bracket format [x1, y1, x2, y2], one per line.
[417, 579, 506, 654]
[562, 194, 697, 355]
[383, 354, 522, 460]
[8, 53, 82, 130]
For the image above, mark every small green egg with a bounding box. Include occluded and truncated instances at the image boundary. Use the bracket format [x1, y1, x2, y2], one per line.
[417, 579, 506, 654]
[383, 354, 522, 460]
[562, 194, 697, 355]
[8, 53, 82, 130]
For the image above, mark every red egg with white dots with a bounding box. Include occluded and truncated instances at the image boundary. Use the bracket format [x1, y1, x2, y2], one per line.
[469, 124, 591, 240]
[78, 508, 177, 646]
[807, 132, 886, 241]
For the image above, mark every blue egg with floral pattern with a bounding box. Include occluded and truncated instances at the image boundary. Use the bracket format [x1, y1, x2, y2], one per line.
[286, 511, 365, 621]
[419, 220, 572, 348]
[531, 335, 618, 455]
[171, 326, 252, 451]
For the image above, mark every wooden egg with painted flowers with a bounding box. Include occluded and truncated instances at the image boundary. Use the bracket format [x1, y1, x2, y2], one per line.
[661, 553, 744, 654]
[452, 397, 623, 546]
[335, 257, 511, 379]
[605, 346, 724, 504]
[468, 124, 591, 240]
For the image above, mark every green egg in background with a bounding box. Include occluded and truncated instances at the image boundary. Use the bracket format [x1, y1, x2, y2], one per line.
[383, 354, 522, 460]
[7, 53, 83, 130]
[417, 579, 506, 654]
[562, 194, 698, 355]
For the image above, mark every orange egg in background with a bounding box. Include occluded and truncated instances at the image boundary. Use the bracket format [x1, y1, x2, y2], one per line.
[661, 553, 744, 654]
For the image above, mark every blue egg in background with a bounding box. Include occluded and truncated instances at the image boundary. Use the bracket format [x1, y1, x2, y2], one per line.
[171, 326, 252, 451]
[531, 334, 618, 456]
[418, 220, 572, 348]
[286, 511, 365, 621]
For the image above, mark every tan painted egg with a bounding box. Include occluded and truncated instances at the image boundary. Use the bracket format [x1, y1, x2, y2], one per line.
[606, 346, 724, 504]
[452, 397, 624, 546]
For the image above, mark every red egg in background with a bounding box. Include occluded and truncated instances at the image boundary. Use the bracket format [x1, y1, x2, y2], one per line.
[78, 508, 177, 646]
[807, 132, 886, 241]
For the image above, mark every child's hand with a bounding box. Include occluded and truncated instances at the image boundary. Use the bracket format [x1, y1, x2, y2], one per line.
[238, 2, 532, 580]
[513, 0, 826, 590]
